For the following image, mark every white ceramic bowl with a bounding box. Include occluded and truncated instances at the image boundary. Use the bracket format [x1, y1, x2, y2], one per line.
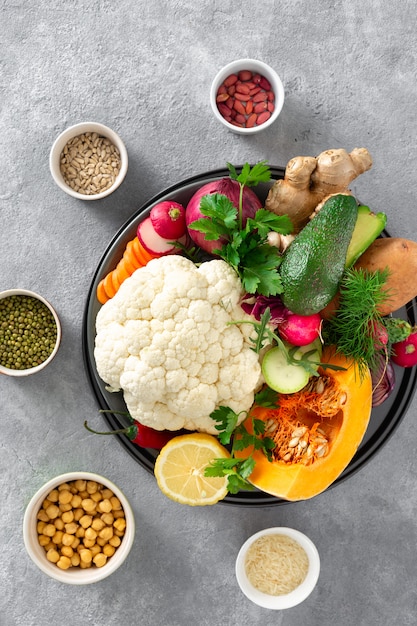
[0, 289, 61, 377]
[49, 122, 128, 200]
[23, 471, 135, 585]
[235, 527, 320, 609]
[210, 59, 285, 135]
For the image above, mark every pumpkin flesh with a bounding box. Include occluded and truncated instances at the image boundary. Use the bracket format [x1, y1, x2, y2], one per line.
[236, 348, 373, 501]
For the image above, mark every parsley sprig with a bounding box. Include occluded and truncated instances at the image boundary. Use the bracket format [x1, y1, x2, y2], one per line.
[189, 162, 293, 296]
[204, 390, 277, 494]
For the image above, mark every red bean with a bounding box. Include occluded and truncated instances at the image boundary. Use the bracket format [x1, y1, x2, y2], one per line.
[224, 74, 238, 87]
[216, 70, 276, 128]
[256, 111, 271, 125]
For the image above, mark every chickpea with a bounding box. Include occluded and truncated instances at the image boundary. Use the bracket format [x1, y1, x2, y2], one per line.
[71, 553, 80, 567]
[85, 527, 97, 541]
[64, 522, 78, 535]
[98, 499, 112, 513]
[114, 518, 126, 533]
[61, 510, 74, 524]
[62, 533, 76, 547]
[37, 509, 49, 523]
[38, 534, 51, 547]
[79, 549, 92, 564]
[47, 489, 59, 502]
[103, 544, 116, 557]
[56, 556, 72, 570]
[100, 513, 114, 526]
[109, 535, 121, 548]
[71, 494, 82, 508]
[91, 491, 103, 503]
[83, 538, 96, 549]
[98, 526, 113, 542]
[79, 514, 93, 529]
[90, 544, 102, 557]
[45, 504, 60, 520]
[54, 518, 64, 531]
[61, 546, 74, 558]
[110, 496, 122, 510]
[58, 482, 71, 492]
[86, 481, 98, 494]
[91, 518, 105, 532]
[59, 503, 72, 513]
[46, 548, 60, 563]
[43, 523, 56, 537]
[58, 490, 73, 505]
[52, 530, 64, 545]
[101, 488, 114, 500]
[93, 553, 107, 568]
[74, 479, 86, 491]
[81, 498, 96, 513]
[37, 521, 46, 534]
[73, 508, 84, 522]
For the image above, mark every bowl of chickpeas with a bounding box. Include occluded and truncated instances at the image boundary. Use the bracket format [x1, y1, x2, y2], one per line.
[23, 472, 135, 584]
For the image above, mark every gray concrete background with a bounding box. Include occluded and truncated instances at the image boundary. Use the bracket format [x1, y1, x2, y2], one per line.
[1, 2, 417, 625]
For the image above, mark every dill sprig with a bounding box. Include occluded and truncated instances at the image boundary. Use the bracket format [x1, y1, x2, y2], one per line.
[322, 267, 390, 378]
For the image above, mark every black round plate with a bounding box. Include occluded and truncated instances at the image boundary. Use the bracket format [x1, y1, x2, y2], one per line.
[82, 166, 417, 506]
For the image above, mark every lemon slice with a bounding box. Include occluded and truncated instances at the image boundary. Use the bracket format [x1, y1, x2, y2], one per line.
[154, 433, 230, 506]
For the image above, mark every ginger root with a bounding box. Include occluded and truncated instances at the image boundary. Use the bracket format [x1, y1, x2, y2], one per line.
[265, 148, 372, 232]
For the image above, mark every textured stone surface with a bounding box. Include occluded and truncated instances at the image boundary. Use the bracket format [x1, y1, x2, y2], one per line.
[1, 2, 417, 625]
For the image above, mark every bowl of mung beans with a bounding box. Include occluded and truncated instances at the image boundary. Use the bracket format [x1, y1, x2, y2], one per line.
[23, 471, 135, 584]
[0, 289, 61, 376]
[49, 122, 128, 200]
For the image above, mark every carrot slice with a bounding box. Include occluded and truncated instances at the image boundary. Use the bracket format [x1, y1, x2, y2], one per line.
[96, 279, 110, 305]
[123, 242, 142, 274]
[115, 259, 131, 284]
[111, 268, 122, 292]
[96, 234, 161, 304]
[133, 236, 157, 264]
[103, 271, 117, 299]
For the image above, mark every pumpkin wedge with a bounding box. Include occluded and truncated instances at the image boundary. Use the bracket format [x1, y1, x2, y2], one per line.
[235, 347, 372, 501]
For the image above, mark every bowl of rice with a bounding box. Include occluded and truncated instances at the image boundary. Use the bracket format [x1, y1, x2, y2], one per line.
[235, 527, 320, 610]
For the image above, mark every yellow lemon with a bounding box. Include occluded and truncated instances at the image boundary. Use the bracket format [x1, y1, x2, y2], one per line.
[154, 433, 230, 506]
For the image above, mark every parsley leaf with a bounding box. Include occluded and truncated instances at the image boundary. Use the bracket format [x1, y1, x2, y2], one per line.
[188, 161, 293, 296]
[228, 160, 271, 187]
[205, 405, 276, 493]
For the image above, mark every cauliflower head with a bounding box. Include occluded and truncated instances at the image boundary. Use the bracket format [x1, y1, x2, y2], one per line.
[94, 255, 262, 434]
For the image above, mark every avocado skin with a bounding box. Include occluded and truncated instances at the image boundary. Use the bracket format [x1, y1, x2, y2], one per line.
[280, 194, 358, 315]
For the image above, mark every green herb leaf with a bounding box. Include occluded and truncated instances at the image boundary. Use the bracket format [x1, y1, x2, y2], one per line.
[227, 161, 271, 187]
[246, 209, 293, 238]
[254, 386, 279, 408]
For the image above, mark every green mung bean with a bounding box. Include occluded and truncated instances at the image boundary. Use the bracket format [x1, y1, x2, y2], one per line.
[0, 295, 57, 370]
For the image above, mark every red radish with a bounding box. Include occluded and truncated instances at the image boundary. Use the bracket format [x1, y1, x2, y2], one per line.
[278, 313, 322, 346]
[391, 330, 417, 367]
[150, 201, 186, 239]
[185, 178, 262, 254]
[137, 217, 187, 256]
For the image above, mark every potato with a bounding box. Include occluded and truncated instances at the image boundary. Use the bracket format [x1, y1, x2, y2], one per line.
[354, 238, 417, 315]
[321, 237, 417, 318]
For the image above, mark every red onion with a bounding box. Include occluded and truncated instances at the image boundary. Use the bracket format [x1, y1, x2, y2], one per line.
[240, 294, 289, 326]
[371, 352, 395, 407]
[185, 178, 262, 254]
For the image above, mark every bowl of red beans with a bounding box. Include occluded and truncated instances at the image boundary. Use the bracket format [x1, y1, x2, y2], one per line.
[210, 59, 285, 134]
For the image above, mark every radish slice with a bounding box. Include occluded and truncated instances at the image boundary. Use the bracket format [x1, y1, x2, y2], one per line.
[137, 217, 187, 256]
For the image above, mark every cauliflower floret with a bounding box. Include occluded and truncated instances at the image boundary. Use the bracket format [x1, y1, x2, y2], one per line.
[94, 256, 262, 434]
